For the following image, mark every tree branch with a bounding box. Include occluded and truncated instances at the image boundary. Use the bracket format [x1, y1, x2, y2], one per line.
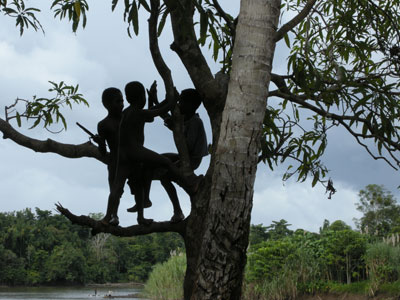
[149, 0, 192, 174]
[167, 0, 221, 107]
[211, 0, 235, 37]
[56, 203, 186, 237]
[274, 0, 317, 43]
[0, 117, 107, 164]
[149, 0, 174, 101]
[269, 90, 400, 169]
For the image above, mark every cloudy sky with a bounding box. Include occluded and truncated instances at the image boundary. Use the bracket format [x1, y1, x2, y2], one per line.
[0, 1, 399, 233]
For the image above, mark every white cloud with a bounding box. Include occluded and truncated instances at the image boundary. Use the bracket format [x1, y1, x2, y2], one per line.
[0, 32, 106, 88]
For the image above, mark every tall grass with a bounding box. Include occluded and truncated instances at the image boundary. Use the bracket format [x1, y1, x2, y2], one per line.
[365, 242, 400, 296]
[143, 251, 186, 300]
[243, 269, 298, 300]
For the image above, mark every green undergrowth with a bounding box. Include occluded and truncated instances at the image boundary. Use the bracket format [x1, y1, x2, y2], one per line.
[143, 251, 186, 300]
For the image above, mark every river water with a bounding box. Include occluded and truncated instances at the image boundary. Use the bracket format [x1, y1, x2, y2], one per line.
[0, 286, 147, 300]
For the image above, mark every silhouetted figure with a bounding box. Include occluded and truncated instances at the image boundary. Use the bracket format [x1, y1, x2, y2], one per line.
[94, 87, 130, 226]
[108, 81, 199, 225]
[127, 88, 208, 223]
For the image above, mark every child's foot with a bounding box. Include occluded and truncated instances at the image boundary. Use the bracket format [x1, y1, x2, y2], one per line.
[170, 212, 184, 223]
[126, 200, 153, 213]
[137, 216, 153, 225]
[109, 215, 119, 226]
[100, 217, 110, 226]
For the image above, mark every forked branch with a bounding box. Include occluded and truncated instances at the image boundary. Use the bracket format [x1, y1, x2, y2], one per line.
[55, 203, 186, 236]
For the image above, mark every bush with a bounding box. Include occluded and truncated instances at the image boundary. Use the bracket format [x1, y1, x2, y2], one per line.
[365, 242, 400, 295]
[144, 251, 186, 300]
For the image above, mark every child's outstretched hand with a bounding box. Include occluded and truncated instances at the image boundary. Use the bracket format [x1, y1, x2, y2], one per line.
[147, 80, 158, 107]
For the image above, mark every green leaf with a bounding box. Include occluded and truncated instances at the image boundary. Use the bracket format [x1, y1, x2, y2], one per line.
[74, 1, 81, 19]
[284, 33, 290, 48]
[111, 0, 119, 11]
[199, 10, 208, 46]
[16, 112, 21, 127]
[311, 171, 319, 187]
[157, 7, 169, 37]
[129, 1, 139, 36]
[138, 0, 150, 12]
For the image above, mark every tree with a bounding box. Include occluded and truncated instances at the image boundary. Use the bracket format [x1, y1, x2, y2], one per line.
[266, 219, 293, 240]
[355, 184, 400, 237]
[2, 0, 400, 299]
[249, 224, 269, 247]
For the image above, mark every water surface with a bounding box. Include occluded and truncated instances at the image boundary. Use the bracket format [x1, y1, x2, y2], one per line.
[0, 286, 146, 300]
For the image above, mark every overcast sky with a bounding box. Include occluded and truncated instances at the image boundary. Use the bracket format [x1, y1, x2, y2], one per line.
[0, 1, 399, 233]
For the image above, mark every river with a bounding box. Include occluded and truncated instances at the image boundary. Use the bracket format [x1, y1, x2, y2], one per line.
[0, 286, 147, 300]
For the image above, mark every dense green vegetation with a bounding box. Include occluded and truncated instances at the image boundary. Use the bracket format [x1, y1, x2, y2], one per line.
[2, 184, 400, 300]
[241, 185, 400, 299]
[0, 208, 184, 286]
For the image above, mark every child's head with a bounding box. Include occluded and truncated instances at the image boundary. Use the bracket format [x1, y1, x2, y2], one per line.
[125, 81, 146, 108]
[102, 87, 123, 114]
[179, 88, 202, 116]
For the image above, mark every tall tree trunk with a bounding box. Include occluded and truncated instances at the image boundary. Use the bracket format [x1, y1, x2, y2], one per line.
[184, 1, 281, 299]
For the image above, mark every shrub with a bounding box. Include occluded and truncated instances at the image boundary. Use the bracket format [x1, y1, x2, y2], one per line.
[144, 251, 186, 300]
[365, 242, 400, 295]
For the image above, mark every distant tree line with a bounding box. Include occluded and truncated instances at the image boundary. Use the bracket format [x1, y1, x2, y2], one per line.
[0, 208, 183, 286]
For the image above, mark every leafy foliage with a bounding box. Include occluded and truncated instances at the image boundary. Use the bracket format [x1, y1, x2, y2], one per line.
[193, 0, 235, 72]
[5, 81, 88, 132]
[51, 0, 89, 32]
[1, 0, 43, 35]
[259, 0, 400, 189]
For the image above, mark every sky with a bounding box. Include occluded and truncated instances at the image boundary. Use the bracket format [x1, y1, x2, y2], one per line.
[0, 1, 399, 233]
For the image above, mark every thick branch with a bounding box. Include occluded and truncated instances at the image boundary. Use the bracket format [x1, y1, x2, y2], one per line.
[167, 0, 221, 108]
[274, 0, 317, 42]
[56, 203, 186, 237]
[149, 0, 192, 173]
[0, 117, 107, 163]
[149, 0, 174, 100]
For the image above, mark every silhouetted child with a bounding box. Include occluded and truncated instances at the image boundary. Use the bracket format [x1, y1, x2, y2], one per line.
[96, 87, 152, 226]
[165, 88, 208, 169]
[95, 87, 127, 226]
[109, 81, 199, 225]
[127, 88, 208, 223]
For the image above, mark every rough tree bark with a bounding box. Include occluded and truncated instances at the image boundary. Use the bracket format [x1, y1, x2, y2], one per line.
[182, 1, 281, 299]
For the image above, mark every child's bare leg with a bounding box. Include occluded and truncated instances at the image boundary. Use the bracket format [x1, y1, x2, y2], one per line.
[127, 170, 153, 213]
[132, 147, 200, 195]
[102, 167, 129, 226]
[160, 178, 184, 223]
[133, 180, 153, 225]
